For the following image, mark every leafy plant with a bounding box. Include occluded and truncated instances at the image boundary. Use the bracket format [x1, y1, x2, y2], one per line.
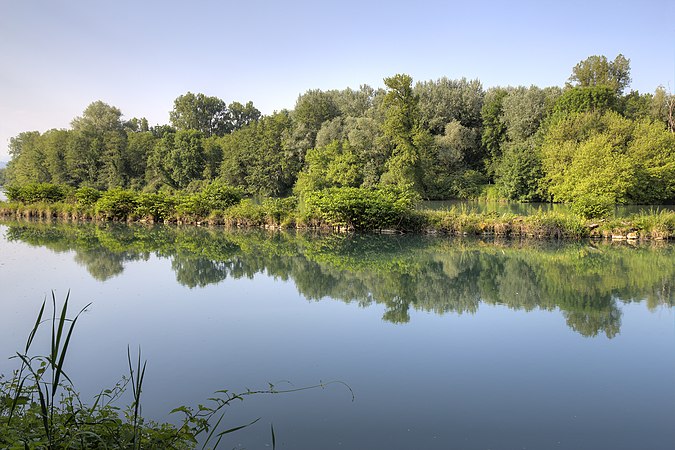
[1, 292, 352, 449]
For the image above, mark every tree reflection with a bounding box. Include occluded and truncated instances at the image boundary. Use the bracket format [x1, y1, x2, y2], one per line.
[4, 220, 674, 338]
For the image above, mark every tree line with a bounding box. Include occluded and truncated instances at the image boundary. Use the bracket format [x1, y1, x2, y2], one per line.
[4, 54, 675, 209]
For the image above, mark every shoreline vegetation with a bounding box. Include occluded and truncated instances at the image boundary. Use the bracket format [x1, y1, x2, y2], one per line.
[1, 293, 347, 449]
[1, 55, 674, 236]
[0, 182, 673, 240]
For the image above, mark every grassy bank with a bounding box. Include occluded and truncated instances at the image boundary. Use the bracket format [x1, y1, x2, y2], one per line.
[1, 183, 674, 240]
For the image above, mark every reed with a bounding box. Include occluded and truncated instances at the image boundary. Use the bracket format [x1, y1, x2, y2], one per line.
[1, 292, 351, 449]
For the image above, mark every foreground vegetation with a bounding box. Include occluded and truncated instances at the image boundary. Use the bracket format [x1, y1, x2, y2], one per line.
[0, 292, 347, 449]
[3, 54, 674, 215]
[1, 182, 674, 240]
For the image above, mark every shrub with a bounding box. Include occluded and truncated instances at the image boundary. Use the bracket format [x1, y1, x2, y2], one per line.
[135, 193, 176, 222]
[303, 186, 419, 230]
[4, 183, 70, 204]
[263, 196, 298, 226]
[571, 194, 614, 219]
[95, 189, 139, 220]
[74, 186, 103, 206]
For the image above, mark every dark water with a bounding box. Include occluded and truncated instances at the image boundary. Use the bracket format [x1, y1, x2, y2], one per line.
[1, 220, 674, 449]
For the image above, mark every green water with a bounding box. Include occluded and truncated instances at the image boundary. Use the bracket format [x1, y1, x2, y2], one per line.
[1, 220, 674, 449]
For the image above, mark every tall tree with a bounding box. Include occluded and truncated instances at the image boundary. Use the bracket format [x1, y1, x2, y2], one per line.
[169, 92, 228, 137]
[567, 54, 631, 95]
[380, 74, 429, 192]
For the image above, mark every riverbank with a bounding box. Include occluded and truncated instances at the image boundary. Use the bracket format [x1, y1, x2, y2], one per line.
[1, 198, 673, 241]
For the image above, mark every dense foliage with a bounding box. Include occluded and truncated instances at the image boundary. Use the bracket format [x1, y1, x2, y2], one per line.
[4, 54, 675, 214]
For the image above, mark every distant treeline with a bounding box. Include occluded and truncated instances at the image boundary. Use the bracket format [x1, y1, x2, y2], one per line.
[4, 54, 675, 210]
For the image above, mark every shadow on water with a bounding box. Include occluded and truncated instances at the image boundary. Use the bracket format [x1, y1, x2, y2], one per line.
[3, 219, 674, 338]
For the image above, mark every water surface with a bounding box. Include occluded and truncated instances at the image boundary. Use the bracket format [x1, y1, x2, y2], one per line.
[1, 221, 674, 449]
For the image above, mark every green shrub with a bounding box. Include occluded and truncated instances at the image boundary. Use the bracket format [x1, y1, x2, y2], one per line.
[222, 199, 266, 226]
[304, 186, 419, 230]
[95, 189, 139, 220]
[263, 196, 298, 226]
[4, 183, 70, 204]
[200, 183, 244, 210]
[74, 186, 102, 206]
[135, 193, 176, 222]
[571, 194, 614, 219]
[175, 183, 244, 221]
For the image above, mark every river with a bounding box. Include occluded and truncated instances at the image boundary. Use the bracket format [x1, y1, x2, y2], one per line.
[1, 220, 674, 449]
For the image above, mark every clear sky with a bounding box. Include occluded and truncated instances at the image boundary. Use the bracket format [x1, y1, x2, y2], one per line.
[1, 0, 673, 161]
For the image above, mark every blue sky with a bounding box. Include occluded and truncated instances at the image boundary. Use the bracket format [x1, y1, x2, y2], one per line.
[1, 0, 673, 161]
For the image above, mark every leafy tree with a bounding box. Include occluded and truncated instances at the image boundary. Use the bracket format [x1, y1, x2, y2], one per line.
[380, 74, 430, 193]
[125, 131, 156, 189]
[495, 140, 544, 201]
[481, 87, 509, 177]
[291, 90, 342, 152]
[328, 85, 379, 117]
[41, 129, 72, 185]
[295, 140, 362, 194]
[621, 90, 653, 120]
[220, 112, 296, 196]
[227, 101, 261, 131]
[71, 101, 124, 134]
[567, 54, 631, 95]
[148, 130, 206, 189]
[414, 77, 484, 133]
[68, 101, 128, 188]
[422, 120, 483, 198]
[541, 110, 675, 204]
[501, 86, 559, 143]
[5, 131, 49, 185]
[553, 85, 620, 115]
[169, 92, 228, 137]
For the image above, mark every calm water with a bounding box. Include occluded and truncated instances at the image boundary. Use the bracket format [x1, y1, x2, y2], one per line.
[1, 220, 674, 449]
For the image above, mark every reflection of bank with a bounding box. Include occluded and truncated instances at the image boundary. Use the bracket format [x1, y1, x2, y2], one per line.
[2, 219, 673, 339]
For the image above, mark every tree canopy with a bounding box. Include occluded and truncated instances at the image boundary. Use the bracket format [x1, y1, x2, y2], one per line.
[4, 53, 674, 208]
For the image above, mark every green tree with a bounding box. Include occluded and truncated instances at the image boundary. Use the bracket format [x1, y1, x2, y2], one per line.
[227, 101, 261, 131]
[292, 89, 342, 149]
[541, 110, 675, 204]
[295, 140, 362, 194]
[414, 77, 484, 133]
[495, 140, 544, 201]
[148, 130, 205, 189]
[5, 131, 49, 185]
[380, 74, 430, 193]
[169, 92, 228, 137]
[125, 131, 156, 189]
[220, 112, 297, 196]
[567, 54, 631, 95]
[68, 101, 127, 188]
[553, 85, 620, 115]
[481, 88, 509, 178]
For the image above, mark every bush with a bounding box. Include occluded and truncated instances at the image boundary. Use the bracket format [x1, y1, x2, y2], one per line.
[135, 193, 176, 222]
[95, 189, 139, 220]
[175, 183, 244, 221]
[263, 196, 298, 226]
[74, 186, 102, 206]
[304, 186, 419, 230]
[4, 183, 70, 204]
[571, 194, 614, 219]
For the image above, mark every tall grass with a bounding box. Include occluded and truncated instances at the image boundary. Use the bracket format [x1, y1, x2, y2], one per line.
[1, 292, 351, 449]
